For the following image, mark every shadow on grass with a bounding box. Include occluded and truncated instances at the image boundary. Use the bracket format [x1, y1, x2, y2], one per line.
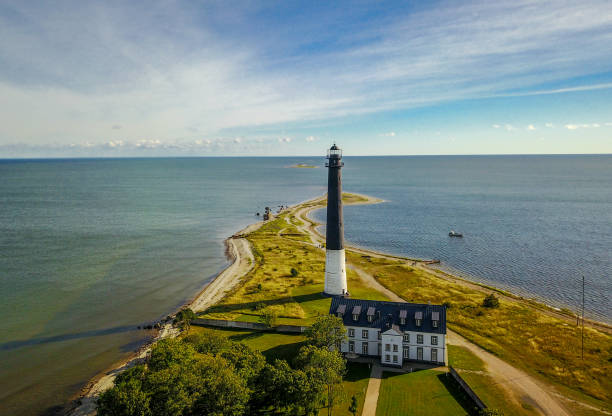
[262, 341, 308, 363]
[204, 292, 327, 314]
[437, 373, 481, 416]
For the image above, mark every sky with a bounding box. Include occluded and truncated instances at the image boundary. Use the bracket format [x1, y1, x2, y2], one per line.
[0, 0, 611, 157]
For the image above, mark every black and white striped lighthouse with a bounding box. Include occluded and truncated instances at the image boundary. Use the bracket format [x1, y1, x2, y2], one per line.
[324, 144, 348, 295]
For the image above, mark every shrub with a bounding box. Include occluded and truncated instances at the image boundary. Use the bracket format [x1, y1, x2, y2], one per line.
[482, 294, 500, 308]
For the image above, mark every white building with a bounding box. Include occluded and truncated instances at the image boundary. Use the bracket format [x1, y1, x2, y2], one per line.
[329, 297, 447, 367]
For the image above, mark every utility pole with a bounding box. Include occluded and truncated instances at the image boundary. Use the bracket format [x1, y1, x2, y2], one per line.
[581, 275, 585, 360]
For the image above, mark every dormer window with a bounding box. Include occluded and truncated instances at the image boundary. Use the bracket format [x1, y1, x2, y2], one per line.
[367, 306, 375, 323]
[336, 304, 346, 318]
[415, 311, 423, 327]
[432, 311, 440, 328]
[352, 305, 362, 322]
[399, 310, 407, 325]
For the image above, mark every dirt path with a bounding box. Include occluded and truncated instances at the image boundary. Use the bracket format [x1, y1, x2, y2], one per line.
[362, 364, 382, 416]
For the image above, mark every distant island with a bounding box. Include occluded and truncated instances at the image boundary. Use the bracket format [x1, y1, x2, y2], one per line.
[289, 163, 317, 168]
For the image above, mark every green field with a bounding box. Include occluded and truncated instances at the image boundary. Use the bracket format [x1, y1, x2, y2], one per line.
[376, 369, 472, 416]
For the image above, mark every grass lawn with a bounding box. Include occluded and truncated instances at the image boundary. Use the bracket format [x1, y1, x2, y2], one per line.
[186, 326, 306, 362]
[376, 369, 473, 416]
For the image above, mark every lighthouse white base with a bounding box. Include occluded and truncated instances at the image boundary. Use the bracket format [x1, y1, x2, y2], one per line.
[324, 249, 348, 295]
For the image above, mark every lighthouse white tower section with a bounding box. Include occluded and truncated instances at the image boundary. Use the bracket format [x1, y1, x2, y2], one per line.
[324, 144, 348, 295]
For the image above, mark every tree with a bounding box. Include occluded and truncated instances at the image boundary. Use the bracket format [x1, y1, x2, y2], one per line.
[173, 308, 195, 330]
[295, 345, 346, 416]
[97, 367, 151, 416]
[259, 307, 279, 327]
[482, 293, 500, 308]
[348, 395, 357, 416]
[305, 314, 346, 349]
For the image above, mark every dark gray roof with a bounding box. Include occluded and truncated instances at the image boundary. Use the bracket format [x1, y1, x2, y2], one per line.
[432, 311, 440, 320]
[329, 296, 447, 334]
[337, 304, 346, 314]
[352, 305, 362, 315]
[415, 311, 423, 320]
[367, 306, 376, 316]
[399, 309, 408, 319]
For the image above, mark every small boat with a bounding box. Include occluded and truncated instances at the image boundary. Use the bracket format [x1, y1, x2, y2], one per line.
[449, 230, 463, 237]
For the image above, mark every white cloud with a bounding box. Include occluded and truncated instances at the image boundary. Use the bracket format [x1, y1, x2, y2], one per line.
[505, 124, 515, 131]
[545, 123, 554, 128]
[278, 137, 291, 143]
[305, 136, 316, 142]
[527, 124, 536, 131]
[233, 137, 242, 143]
[564, 123, 603, 130]
[492, 124, 501, 128]
[380, 131, 396, 137]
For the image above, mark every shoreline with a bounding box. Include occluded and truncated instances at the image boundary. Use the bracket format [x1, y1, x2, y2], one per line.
[70, 192, 610, 415]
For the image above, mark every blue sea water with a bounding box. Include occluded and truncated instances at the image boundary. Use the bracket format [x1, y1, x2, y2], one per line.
[0, 155, 610, 415]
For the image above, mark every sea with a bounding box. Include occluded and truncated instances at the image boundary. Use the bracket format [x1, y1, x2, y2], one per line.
[0, 155, 610, 415]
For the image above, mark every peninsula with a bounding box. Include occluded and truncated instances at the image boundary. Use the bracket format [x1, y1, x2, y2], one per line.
[72, 189, 611, 416]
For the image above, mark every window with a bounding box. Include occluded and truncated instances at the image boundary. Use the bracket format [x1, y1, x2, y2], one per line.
[348, 328, 355, 338]
[403, 333, 410, 342]
[393, 344, 398, 352]
[400, 317, 406, 325]
[362, 330, 369, 339]
[353, 314, 359, 321]
[403, 346, 409, 358]
[417, 334, 423, 344]
[378, 331, 381, 340]
[337, 312, 343, 318]
[431, 336, 438, 345]
[385, 343, 390, 352]
[431, 348, 438, 362]
[385, 354, 390, 362]
[432, 320, 439, 328]
[417, 347, 423, 360]
[393, 355, 398, 363]
[378, 343, 381, 355]
[348, 341, 354, 352]
[415, 319, 422, 327]
[362, 342, 369, 355]
[367, 315, 373, 323]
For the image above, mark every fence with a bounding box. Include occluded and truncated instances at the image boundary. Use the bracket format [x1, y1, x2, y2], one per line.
[448, 366, 487, 411]
[191, 318, 308, 333]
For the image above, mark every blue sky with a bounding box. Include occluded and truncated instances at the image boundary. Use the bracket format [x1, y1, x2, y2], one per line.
[0, 0, 611, 157]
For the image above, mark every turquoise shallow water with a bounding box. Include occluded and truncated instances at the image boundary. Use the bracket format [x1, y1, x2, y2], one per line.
[0, 155, 610, 415]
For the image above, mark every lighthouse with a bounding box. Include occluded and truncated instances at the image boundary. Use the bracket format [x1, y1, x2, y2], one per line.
[324, 144, 348, 295]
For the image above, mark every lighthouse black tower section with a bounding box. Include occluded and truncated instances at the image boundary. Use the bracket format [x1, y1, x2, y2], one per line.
[324, 144, 348, 295]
